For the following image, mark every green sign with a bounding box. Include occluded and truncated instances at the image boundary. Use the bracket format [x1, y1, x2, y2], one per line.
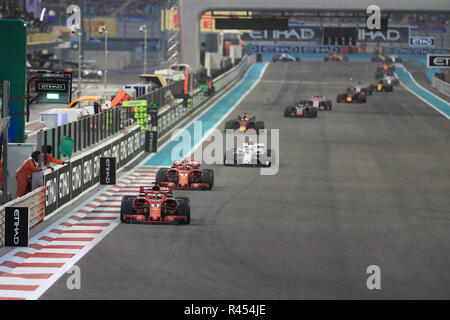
[59, 136, 74, 158]
[47, 93, 60, 100]
[131, 105, 149, 131]
[122, 100, 147, 107]
[0, 20, 27, 143]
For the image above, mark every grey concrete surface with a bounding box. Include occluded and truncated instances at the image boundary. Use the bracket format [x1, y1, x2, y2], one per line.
[41, 61, 450, 299]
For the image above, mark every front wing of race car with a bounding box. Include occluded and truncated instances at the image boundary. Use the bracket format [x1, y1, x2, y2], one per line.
[122, 213, 189, 225]
[224, 155, 272, 167]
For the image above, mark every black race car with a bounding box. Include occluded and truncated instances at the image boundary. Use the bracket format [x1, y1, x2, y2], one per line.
[272, 54, 301, 62]
[225, 113, 265, 134]
[284, 101, 318, 118]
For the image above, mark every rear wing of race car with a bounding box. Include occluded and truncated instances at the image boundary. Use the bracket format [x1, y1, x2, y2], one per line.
[140, 185, 173, 195]
[173, 160, 201, 169]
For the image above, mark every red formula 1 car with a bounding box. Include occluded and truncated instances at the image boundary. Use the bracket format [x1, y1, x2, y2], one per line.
[155, 160, 214, 190]
[120, 185, 190, 224]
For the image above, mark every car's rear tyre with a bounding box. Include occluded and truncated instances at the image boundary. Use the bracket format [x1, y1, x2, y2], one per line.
[224, 120, 234, 133]
[337, 95, 344, 103]
[155, 168, 169, 183]
[259, 149, 274, 167]
[255, 121, 265, 134]
[120, 196, 135, 223]
[326, 101, 332, 111]
[358, 95, 367, 103]
[200, 169, 214, 190]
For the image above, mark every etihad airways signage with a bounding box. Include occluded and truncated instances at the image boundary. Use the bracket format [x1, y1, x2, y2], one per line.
[241, 25, 410, 43]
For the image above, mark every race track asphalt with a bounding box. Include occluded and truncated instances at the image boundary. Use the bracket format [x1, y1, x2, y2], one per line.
[41, 61, 450, 299]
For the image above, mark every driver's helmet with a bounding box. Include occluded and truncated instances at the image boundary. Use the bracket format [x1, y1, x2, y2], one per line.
[185, 165, 192, 171]
[241, 113, 249, 121]
[156, 193, 163, 200]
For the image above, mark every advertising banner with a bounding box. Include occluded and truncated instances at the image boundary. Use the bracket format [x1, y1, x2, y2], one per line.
[241, 25, 410, 44]
[385, 47, 448, 56]
[57, 165, 71, 208]
[4, 207, 29, 247]
[82, 154, 94, 192]
[427, 54, 450, 68]
[145, 131, 158, 153]
[100, 158, 116, 185]
[44, 170, 58, 216]
[70, 159, 83, 199]
[93, 149, 102, 185]
[247, 45, 340, 55]
[111, 140, 121, 169]
[85, 17, 117, 37]
[409, 36, 435, 47]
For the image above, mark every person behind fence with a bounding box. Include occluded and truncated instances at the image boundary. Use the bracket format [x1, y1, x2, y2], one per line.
[42, 145, 67, 169]
[16, 151, 43, 198]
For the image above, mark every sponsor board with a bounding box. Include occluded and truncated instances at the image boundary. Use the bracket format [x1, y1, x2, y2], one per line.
[92, 149, 102, 184]
[385, 47, 448, 56]
[83, 154, 94, 191]
[70, 159, 83, 199]
[410, 36, 435, 47]
[145, 131, 158, 153]
[45, 170, 58, 216]
[36, 80, 69, 93]
[427, 54, 450, 68]
[100, 158, 116, 185]
[241, 25, 410, 43]
[57, 164, 71, 208]
[4, 207, 30, 247]
[247, 45, 340, 55]
[43, 128, 143, 217]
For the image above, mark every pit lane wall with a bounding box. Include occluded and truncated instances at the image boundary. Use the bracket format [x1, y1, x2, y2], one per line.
[0, 55, 256, 247]
[0, 187, 45, 247]
[43, 125, 146, 220]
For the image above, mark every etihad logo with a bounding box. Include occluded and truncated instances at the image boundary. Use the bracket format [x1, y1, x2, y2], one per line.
[428, 54, 450, 68]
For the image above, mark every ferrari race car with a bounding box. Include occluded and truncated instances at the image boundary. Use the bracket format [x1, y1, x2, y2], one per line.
[224, 142, 273, 167]
[120, 184, 190, 224]
[272, 54, 301, 62]
[336, 88, 367, 103]
[324, 53, 349, 62]
[371, 79, 394, 92]
[284, 101, 318, 118]
[225, 113, 265, 134]
[308, 95, 332, 111]
[155, 160, 214, 190]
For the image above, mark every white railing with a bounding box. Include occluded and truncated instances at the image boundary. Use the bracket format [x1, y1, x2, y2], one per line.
[433, 76, 450, 98]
